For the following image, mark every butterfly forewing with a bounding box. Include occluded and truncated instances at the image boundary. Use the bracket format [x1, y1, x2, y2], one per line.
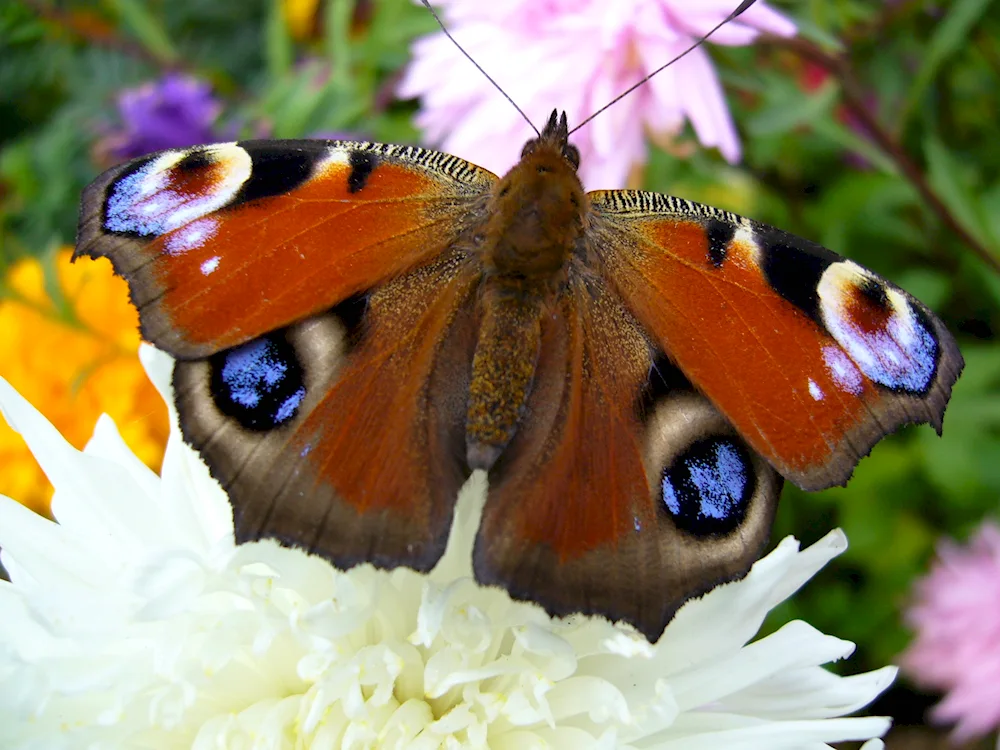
[76, 138, 496, 573]
[588, 190, 963, 490]
[75, 139, 497, 358]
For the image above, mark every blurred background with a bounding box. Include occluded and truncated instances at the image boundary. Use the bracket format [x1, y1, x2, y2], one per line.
[1, 0, 998, 746]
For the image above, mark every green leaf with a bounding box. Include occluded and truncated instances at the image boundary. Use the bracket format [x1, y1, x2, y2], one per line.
[900, 0, 996, 129]
[978, 181, 1000, 245]
[325, 0, 354, 95]
[105, 0, 178, 64]
[809, 118, 898, 176]
[788, 14, 844, 53]
[265, 0, 293, 79]
[746, 80, 839, 136]
[920, 345, 1000, 502]
[802, 172, 920, 257]
[924, 135, 1000, 254]
[894, 268, 951, 310]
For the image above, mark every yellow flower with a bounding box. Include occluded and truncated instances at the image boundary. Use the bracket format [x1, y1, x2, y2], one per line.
[282, 0, 322, 41]
[0, 249, 168, 515]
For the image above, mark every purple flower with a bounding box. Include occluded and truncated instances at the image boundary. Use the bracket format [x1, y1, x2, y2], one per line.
[107, 74, 222, 160]
[901, 521, 1000, 742]
[398, 0, 796, 189]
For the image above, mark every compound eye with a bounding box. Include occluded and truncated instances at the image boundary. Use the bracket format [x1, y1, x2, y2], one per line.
[521, 138, 540, 159]
[563, 144, 580, 169]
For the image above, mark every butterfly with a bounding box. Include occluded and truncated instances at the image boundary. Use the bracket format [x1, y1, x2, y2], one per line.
[74, 110, 963, 642]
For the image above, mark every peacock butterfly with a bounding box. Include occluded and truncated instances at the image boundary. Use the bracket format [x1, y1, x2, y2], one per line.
[73, 85, 963, 642]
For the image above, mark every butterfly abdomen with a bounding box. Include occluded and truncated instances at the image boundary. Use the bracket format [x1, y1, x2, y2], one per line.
[466, 282, 545, 470]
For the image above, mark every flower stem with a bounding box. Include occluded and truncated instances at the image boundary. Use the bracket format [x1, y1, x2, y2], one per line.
[764, 34, 1000, 276]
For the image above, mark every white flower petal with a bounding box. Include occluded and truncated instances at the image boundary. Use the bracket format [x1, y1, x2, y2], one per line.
[667, 621, 856, 711]
[0, 377, 158, 559]
[725, 665, 898, 720]
[140, 344, 233, 555]
[1, 350, 892, 748]
[651, 715, 892, 749]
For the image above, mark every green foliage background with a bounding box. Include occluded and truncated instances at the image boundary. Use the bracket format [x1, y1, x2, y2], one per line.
[2, 0, 999, 714]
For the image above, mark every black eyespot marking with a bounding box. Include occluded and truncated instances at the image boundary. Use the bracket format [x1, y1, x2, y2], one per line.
[537, 164, 553, 174]
[858, 276, 890, 310]
[210, 335, 306, 431]
[706, 218, 736, 268]
[177, 149, 214, 173]
[661, 437, 755, 536]
[331, 292, 370, 349]
[759, 225, 839, 322]
[348, 150, 378, 193]
[636, 355, 693, 421]
[234, 142, 318, 205]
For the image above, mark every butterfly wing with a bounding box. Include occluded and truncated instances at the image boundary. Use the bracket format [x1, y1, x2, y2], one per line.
[475, 273, 781, 640]
[587, 190, 964, 490]
[75, 139, 496, 358]
[74, 132, 963, 642]
[173, 251, 480, 570]
[76, 139, 496, 570]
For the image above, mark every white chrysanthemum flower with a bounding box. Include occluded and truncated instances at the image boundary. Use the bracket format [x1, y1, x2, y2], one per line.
[0, 345, 894, 749]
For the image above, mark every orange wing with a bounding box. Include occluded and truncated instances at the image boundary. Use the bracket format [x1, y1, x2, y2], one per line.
[75, 140, 496, 358]
[588, 190, 964, 490]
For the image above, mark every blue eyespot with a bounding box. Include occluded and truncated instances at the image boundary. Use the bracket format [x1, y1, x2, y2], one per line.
[661, 437, 754, 535]
[211, 336, 306, 431]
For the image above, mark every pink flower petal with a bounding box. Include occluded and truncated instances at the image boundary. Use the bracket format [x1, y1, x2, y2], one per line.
[400, 0, 796, 188]
[901, 521, 1000, 741]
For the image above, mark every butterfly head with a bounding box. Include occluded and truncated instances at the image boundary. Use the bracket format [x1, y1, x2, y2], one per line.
[483, 110, 585, 281]
[520, 110, 581, 169]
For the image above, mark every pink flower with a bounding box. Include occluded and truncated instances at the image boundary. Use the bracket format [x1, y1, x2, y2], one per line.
[399, 0, 796, 189]
[901, 521, 1000, 742]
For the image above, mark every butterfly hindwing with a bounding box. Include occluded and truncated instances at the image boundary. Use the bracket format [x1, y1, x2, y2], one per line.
[476, 273, 781, 640]
[173, 250, 480, 570]
[75, 139, 496, 358]
[588, 191, 964, 490]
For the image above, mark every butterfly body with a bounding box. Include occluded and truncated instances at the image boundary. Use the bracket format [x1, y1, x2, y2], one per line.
[467, 115, 584, 469]
[75, 111, 962, 641]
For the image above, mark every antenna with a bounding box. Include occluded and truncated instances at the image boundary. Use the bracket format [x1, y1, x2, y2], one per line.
[419, 0, 539, 137]
[418, 0, 760, 139]
[569, 0, 761, 135]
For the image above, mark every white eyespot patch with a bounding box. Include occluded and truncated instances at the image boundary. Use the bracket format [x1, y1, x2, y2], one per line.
[730, 223, 762, 267]
[818, 261, 937, 394]
[200, 256, 221, 276]
[822, 345, 864, 396]
[164, 217, 220, 256]
[103, 143, 252, 237]
[807, 379, 824, 401]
